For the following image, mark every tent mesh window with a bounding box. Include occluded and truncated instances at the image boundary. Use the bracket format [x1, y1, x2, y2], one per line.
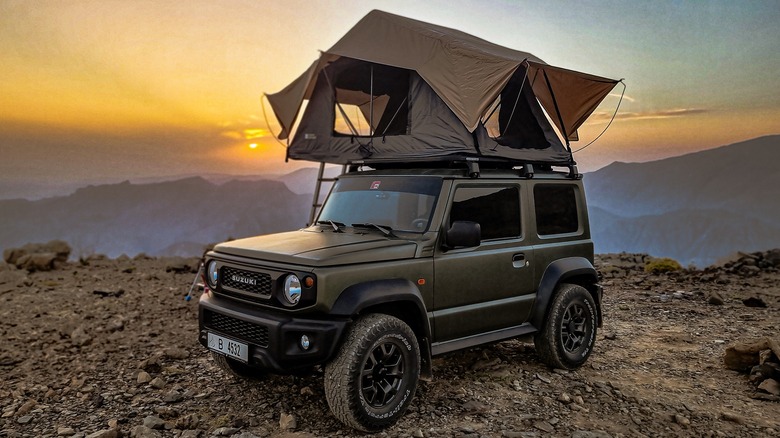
[480, 68, 553, 150]
[330, 60, 410, 138]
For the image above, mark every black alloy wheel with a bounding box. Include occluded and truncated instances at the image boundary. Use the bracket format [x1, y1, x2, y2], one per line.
[361, 340, 405, 407]
[561, 302, 589, 353]
[534, 283, 597, 369]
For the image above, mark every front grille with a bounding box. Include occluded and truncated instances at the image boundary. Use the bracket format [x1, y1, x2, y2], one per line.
[204, 310, 269, 348]
[221, 267, 273, 296]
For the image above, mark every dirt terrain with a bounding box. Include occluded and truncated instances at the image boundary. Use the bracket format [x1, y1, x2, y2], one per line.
[1, 250, 779, 438]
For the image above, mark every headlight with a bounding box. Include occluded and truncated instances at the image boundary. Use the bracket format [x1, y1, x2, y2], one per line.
[206, 260, 218, 288]
[283, 274, 302, 305]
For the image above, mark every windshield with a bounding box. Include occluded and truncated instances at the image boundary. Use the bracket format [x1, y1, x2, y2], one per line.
[317, 176, 442, 233]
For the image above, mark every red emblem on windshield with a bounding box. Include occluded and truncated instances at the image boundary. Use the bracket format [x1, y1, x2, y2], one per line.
[370, 181, 381, 190]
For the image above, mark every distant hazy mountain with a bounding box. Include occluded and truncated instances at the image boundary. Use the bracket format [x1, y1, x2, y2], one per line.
[0, 177, 309, 258]
[586, 135, 780, 266]
[2, 136, 777, 264]
[275, 165, 343, 195]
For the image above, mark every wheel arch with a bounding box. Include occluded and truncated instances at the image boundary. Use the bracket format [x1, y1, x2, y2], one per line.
[530, 257, 602, 330]
[330, 278, 433, 380]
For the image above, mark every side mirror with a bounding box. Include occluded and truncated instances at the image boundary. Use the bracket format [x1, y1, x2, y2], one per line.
[445, 221, 481, 249]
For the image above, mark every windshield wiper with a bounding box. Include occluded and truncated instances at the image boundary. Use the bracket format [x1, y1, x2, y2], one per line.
[351, 222, 395, 237]
[316, 219, 345, 233]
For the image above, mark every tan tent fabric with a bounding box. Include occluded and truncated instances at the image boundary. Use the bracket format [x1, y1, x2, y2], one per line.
[267, 10, 619, 152]
[526, 62, 619, 141]
[267, 10, 618, 163]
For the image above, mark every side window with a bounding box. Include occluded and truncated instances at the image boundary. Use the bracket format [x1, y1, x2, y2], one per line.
[450, 186, 521, 240]
[534, 184, 579, 235]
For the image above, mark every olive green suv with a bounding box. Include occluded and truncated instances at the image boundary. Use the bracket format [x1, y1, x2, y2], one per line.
[198, 164, 602, 431]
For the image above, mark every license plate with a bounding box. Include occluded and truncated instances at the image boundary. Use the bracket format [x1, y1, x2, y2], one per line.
[207, 332, 249, 362]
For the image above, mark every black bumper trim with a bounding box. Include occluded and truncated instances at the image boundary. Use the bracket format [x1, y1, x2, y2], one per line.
[198, 293, 348, 373]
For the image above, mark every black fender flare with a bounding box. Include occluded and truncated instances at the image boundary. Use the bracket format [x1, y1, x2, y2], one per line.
[529, 257, 601, 329]
[330, 278, 433, 379]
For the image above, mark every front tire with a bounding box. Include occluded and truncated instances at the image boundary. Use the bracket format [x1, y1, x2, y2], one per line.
[325, 314, 420, 432]
[534, 283, 598, 369]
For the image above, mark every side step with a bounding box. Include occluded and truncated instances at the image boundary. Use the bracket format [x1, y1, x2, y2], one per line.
[430, 323, 537, 356]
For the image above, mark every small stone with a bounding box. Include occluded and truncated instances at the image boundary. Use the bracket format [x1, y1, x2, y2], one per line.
[743, 297, 767, 308]
[533, 420, 554, 433]
[17, 415, 33, 424]
[571, 431, 612, 438]
[163, 347, 189, 360]
[212, 427, 240, 436]
[279, 412, 297, 431]
[149, 377, 166, 389]
[708, 292, 724, 305]
[86, 429, 118, 438]
[107, 318, 124, 332]
[143, 415, 166, 430]
[174, 413, 199, 429]
[674, 414, 690, 427]
[462, 400, 489, 413]
[412, 428, 424, 438]
[57, 427, 76, 436]
[758, 378, 780, 396]
[573, 395, 584, 405]
[163, 390, 183, 403]
[15, 399, 36, 416]
[179, 431, 203, 438]
[131, 425, 161, 438]
[535, 373, 551, 384]
[557, 393, 572, 404]
[300, 386, 314, 396]
[720, 411, 745, 424]
[137, 371, 152, 384]
[70, 326, 92, 347]
[604, 332, 617, 340]
[107, 419, 118, 428]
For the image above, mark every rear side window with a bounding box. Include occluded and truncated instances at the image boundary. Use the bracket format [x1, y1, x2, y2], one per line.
[450, 186, 521, 240]
[534, 184, 579, 235]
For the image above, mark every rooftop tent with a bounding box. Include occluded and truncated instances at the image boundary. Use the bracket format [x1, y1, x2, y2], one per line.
[266, 10, 620, 166]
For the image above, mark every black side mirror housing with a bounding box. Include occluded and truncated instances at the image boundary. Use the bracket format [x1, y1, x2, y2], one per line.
[445, 221, 481, 249]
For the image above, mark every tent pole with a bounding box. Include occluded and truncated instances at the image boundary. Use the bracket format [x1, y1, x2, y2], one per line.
[542, 70, 571, 151]
[369, 64, 374, 137]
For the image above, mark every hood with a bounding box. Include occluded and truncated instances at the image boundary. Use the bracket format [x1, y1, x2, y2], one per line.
[212, 229, 418, 267]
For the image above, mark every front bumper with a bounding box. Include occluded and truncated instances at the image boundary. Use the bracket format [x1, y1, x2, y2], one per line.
[198, 292, 348, 373]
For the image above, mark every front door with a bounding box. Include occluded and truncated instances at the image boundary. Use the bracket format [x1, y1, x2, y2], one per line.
[432, 183, 535, 342]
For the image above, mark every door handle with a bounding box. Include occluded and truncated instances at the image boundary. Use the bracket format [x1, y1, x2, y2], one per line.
[512, 253, 528, 268]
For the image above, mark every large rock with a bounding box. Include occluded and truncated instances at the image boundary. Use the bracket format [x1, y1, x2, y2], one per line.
[724, 338, 779, 371]
[3, 240, 71, 271]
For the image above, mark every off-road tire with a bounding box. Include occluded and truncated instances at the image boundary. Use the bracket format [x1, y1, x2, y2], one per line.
[211, 351, 266, 380]
[534, 283, 597, 370]
[324, 313, 420, 431]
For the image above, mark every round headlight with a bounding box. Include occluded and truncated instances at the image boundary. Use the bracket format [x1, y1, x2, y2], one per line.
[206, 260, 218, 288]
[283, 274, 302, 305]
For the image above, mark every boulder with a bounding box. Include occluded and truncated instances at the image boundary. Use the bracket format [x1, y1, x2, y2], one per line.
[3, 240, 71, 271]
[764, 249, 780, 267]
[724, 338, 780, 372]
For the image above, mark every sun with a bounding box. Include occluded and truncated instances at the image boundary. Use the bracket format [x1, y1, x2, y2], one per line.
[248, 143, 258, 149]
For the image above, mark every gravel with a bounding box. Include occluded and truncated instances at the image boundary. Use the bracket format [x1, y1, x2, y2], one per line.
[1, 251, 778, 437]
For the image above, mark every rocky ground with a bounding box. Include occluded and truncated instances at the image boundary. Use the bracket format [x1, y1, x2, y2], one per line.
[1, 246, 779, 438]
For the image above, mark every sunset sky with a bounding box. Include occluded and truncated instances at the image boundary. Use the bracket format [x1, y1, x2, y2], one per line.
[1, 0, 778, 193]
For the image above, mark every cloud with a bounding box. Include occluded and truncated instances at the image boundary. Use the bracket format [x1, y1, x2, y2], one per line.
[609, 93, 635, 102]
[589, 108, 711, 122]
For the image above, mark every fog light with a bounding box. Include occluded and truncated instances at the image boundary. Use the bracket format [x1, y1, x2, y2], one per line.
[300, 335, 311, 350]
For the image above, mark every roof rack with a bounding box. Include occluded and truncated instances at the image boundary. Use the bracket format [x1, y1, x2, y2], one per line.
[346, 155, 581, 179]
